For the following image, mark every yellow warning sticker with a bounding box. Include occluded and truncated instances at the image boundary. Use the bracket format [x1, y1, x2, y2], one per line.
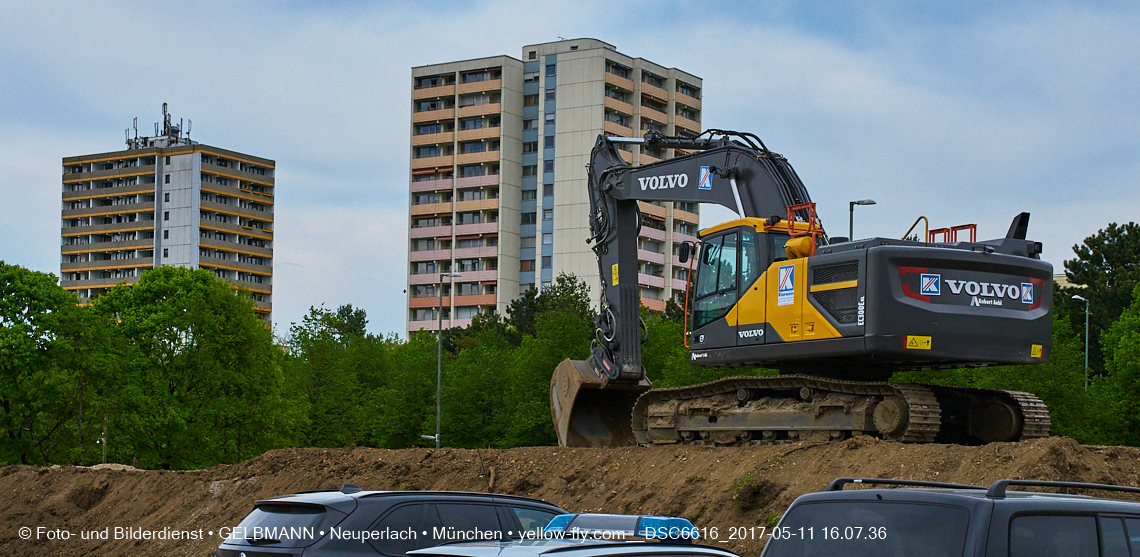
[906, 335, 932, 350]
[611, 263, 619, 286]
[1031, 344, 1043, 358]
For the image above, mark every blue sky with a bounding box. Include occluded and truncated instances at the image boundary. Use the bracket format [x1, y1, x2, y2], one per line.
[2, 0, 1137, 337]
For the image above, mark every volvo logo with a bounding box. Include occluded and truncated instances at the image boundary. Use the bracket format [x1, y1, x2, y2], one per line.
[638, 174, 688, 190]
[738, 329, 764, 338]
[945, 279, 1026, 300]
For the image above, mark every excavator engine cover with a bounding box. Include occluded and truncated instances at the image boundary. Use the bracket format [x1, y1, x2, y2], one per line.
[551, 358, 651, 447]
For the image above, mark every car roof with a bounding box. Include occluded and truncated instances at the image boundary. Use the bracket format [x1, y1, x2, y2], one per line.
[409, 539, 739, 557]
[797, 487, 1140, 509]
[257, 490, 563, 512]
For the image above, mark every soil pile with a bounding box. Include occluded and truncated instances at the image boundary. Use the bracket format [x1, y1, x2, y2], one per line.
[3, 436, 1140, 557]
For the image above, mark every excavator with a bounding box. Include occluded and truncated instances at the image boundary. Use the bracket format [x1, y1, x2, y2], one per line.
[550, 130, 1053, 447]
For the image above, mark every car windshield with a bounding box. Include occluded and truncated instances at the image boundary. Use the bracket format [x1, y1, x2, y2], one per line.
[762, 500, 969, 557]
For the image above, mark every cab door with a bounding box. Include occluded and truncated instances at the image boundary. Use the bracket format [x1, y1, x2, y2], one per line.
[689, 230, 740, 350]
[734, 227, 767, 346]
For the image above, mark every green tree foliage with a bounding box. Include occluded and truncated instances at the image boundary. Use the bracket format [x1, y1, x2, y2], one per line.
[504, 272, 594, 338]
[1100, 284, 1140, 446]
[1055, 222, 1140, 374]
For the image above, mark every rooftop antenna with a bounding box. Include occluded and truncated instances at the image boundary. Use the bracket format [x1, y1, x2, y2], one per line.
[162, 103, 171, 136]
[133, 117, 138, 140]
[186, 119, 191, 140]
[125, 128, 130, 146]
[558, 36, 565, 41]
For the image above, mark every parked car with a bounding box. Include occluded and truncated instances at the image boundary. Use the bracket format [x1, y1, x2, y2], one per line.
[215, 485, 565, 557]
[761, 477, 1140, 557]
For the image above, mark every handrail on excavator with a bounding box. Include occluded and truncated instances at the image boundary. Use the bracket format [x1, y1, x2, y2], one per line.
[902, 216, 929, 242]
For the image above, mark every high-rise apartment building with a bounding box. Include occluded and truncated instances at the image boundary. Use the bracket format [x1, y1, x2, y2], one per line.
[60, 106, 275, 321]
[408, 39, 702, 333]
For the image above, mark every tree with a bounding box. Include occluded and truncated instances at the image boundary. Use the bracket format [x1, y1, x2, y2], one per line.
[506, 273, 594, 338]
[1100, 284, 1140, 445]
[94, 266, 293, 469]
[1056, 222, 1140, 374]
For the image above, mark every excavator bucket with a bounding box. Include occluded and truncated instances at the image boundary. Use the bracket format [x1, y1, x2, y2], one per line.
[550, 359, 652, 447]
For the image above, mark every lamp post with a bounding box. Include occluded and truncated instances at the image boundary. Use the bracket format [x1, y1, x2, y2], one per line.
[434, 271, 461, 448]
[1073, 294, 1089, 389]
[849, 199, 877, 240]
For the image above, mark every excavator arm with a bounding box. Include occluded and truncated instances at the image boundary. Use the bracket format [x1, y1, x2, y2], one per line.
[585, 131, 817, 384]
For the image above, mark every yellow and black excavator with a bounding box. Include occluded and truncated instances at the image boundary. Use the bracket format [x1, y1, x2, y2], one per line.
[551, 130, 1052, 447]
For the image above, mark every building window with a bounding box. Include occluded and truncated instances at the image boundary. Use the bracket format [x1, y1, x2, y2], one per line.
[545, 89, 555, 101]
[163, 230, 169, 239]
[164, 174, 170, 184]
[522, 165, 537, 176]
[528, 51, 537, 60]
[521, 212, 537, 225]
[524, 71, 539, 83]
[546, 64, 556, 76]
[543, 160, 554, 172]
[164, 193, 170, 202]
[521, 260, 535, 271]
[544, 136, 554, 149]
[542, 233, 553, 245]
[543, 184, 554, 197]
[544, 113, 555, 125]
[543, 209, 553, 221]
[523, 94, 539, 106]
[163, 248, 169, 258]
[542, 256, 552, 268]
[522, 190, 537, 201]
[164, 156, 170, 164]
[164, 211, 169, 221]
[523, 119, 537, 130]
[522, 141, 538, 153]
[520, 236, 536, 248]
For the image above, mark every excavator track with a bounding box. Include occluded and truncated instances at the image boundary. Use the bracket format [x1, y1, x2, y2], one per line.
[630, 375, 1047, 446]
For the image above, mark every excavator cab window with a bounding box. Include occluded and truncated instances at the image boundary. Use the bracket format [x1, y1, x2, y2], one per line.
[693, 231, 739, 328]
[769, 232, 791, 263]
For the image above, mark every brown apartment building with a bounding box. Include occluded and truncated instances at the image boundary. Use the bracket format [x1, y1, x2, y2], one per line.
[59, 106, 274, 320]
[407, 39, 703, 333]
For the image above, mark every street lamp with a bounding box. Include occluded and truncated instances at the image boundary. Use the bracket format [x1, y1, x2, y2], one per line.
[435, 271, 462, 448]
[1072, 294, 1089, 389]
[849, 199, 877, 240]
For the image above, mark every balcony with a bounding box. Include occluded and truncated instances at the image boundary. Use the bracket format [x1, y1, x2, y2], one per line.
[199, 218, 273, 240]
[226, 278, 272, 294]
[676, 91, 702, 110]
[455, 174, 499, 188]
[412, 107, 455, 123]
[638, 201, 667, 219]
[412, 84, 455, 100]
[62, 221, 154, 237]
[201, 182, 275, 206]
[62, 165, 156, 184]
[61, 238, 153, 255]
[604, 96, 634, 116]
[411, 154, 454, 170]
[451, 269, 498, 282]
[456, 150, 499, 165]
[604, 120, 633, 137]
[200, 238, 273, 258]
[672, 278, 689, 292]
[201, 161, 275, 186]
[672, 229, 698, 243]
[453, 293, 497, 306]
[457, 78, 502, 95]
[639, 104, 669, 126]
[618, 149, 634, 164]
[409, 225, 452, 239]
[641, 297, 666, 312]
[454, 222, 498, 236]
[63, 201, 154, 219]
[639, 151, 661, 165]
[640, 81, 670, 104]
[674, 208, 699, 224]
[457, 103, 500, 118]
[410, 178, 454, 193]
[61, 257, 154, 272]
[638, 273, 666, 289]
[201, 199, 274, 222]
[639, 226, 666, 242]
[409, 295, 450, 309]
[62, 181, 155, 201]
[453, 246, 498, 259]
[409, 318, 472, 332]
[199, 254, 272, 275]
[410, 201, 453, 217]
[604, 71, 634, 92]
[411, 131, 455, 146]
[675, 114, 701, 134]
[59, 275, 142, 290]
[457, 127, 501, 141]
[408, 273, 453, 285]
[454, 198, 498, 212]
[409, 248, 451, 262]
[638, 248, 666, 265]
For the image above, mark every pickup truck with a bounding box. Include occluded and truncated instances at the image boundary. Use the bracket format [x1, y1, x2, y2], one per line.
[760, 478, 1140, 557]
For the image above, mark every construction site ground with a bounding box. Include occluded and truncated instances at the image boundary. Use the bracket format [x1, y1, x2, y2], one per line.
[3, 436, 1140, 557]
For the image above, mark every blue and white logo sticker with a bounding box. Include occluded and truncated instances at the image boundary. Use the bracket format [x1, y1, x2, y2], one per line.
[699, 166, 712, 190]
[777, 265, 795, 306]
[1021, 282, 1034, 304]
[920, 273, 941, 296]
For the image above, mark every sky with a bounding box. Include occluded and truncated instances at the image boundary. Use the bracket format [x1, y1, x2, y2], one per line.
[2, 0, 1137, 338]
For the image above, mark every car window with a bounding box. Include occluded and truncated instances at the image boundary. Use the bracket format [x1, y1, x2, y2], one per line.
[1099, 517, 1129, 557]
[764, 501, 968, 557]
[512, 507, 559, 534]
[436, 503, 503, 539]
[226, 503, 327, 548]
[370, 504, 423, 556]
[1124, 518, 1140, 556]
[1009, 515, 1097, 557]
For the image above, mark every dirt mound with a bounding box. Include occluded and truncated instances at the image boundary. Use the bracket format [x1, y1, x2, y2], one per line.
[3, 437, 1140, 556]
